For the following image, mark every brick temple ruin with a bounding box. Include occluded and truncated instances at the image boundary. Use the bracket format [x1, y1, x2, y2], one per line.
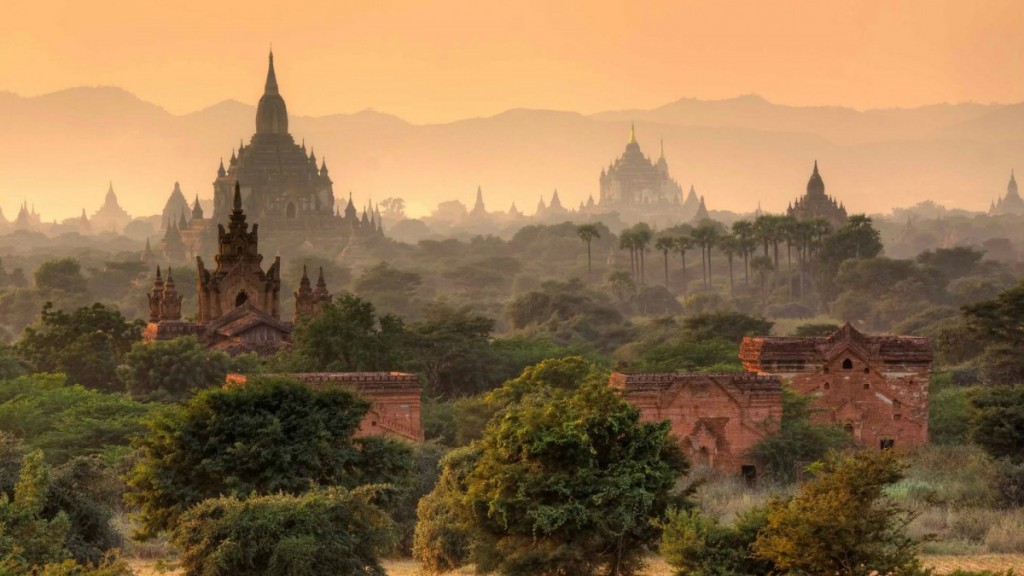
[610, 372, 783, 475]
[612, 323, 931, 475]
[226, 372, 424, 443]
[740, 322, 931, 450]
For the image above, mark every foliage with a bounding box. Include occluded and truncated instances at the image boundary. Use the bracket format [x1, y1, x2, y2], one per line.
[412, 447, 478, 574]
[930, 384, 972, 445]
[34, 259, 88, 295]
[289, 294, 406, 372]
[126, 377, 411, 537]
[968, 385, 1024, 462]
[16, 303, 143, 392]
[752, 450, 924, 576]
[748, 387, 849, 482]
[793, 322, 840, 337]
[0, 451, 72, 571]
[0, 375, 155, 465]
[422, 358, 689, 576]
[352, 262, 424, 318]
[117, 336, 231, 401]
[171, 486, 396, 576]
[386, 441, 447, 554]
[682, 311, 773, 344]
[43, 457, 124, 566]
[404, 304, 496, 398]
[660, 506, 773, 576]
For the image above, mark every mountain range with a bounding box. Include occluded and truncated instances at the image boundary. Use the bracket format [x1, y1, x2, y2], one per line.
[1, 87, 1023, 221]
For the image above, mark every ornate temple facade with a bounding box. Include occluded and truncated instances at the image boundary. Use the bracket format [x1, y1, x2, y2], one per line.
[598, 126, 684, 210]
[787, 162, 848, 228]
[740, 323, 932, 450]
[144, 182, 331, 354]
[610, 372, 782, 476]
[210, 52, 380, 239]
[990, 171, 1024, 216]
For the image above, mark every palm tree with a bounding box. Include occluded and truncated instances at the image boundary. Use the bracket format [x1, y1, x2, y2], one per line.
[576, 223, 601, 282]
[731, 220, 755, 287]
[618, 230, 637, 281]
[654, 236, 675, 288]
[718, 234, 738, 296]
[751, 255, 774, 310]
[779, 215, 796, 300]
[691, 222, 719, 289]
[675, 235, 693, 297]
[632, 224, 653, 285]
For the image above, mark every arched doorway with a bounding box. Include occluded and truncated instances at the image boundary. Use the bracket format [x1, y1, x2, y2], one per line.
[235, 291, 248, 307]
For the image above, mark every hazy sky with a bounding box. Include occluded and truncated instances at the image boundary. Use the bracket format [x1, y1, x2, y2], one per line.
[3, 0, 1024, 122]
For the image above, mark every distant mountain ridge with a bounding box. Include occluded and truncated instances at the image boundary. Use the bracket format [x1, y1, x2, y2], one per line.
[1, 87, 1022, 221]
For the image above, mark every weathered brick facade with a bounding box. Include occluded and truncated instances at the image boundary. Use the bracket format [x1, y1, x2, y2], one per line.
[610, 372, 783, 475]
[226, 372, 424, 442]
[740, 322, 931, 450]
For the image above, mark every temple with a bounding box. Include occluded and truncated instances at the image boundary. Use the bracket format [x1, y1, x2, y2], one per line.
[599, 126, 684, 210]
[143, 181, 331, 354]
[787, 161, 848, 228]
[210, 51, 380, 240]
[91, 182, 132, 234]
[610, 372, 782, 475]
[990, 171, 1024, 216]
[740, 322, 931, 450]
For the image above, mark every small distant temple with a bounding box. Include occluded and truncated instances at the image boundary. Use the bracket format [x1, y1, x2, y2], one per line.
[787, 161, 848, 229]
[990, 171, 1024, 216]
[740, 322, 931, 450]
[599, 126, 685, 210]
[91, 182, 132, 234]
[144, 181, 331, 354]
[610, 372, 783, 475]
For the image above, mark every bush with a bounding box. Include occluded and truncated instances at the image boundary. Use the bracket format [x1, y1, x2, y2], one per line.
[660, 506, 773, 576]
[117, 336, 231, 402]
[171, 487, 396, 576]
[984, 510, 1024, 554]
[748, 387, 849, 482]
[991, 458, 1024, 508]
[930, 386, 971, 445]
[412, 447, 477, 574]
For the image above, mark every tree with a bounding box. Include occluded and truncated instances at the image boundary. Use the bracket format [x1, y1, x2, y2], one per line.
[430, 359, 689, 576]
[958, 280, 1024, 384]
[117, 336, 232, 401]
[352, 262, 423, 318]
[413, 447, 478, 573]
[718, 234, 738, 296]
[731, 220, 756, 287]
[632, 223, 653, 285]
[681, 311, 773, 344]
[404, 304, 496, 398]
[691, 222, 720, 289]
[968, 385, 1024, 462]
[34, 259, 87, 294]
[655, 236, 675, 289]
[752, 450, 923, 576]
[576, 223, 601, 282]
[748, 387, 849, 482]
[16, 303, 143, 392]
[751, 255, 774, 309]
[674, 235, 694, 297]
[660, 506, 773, 576]
[171, 487, 396, 576]
[126, 378, 411, 537]
[289, 294, 405, 372]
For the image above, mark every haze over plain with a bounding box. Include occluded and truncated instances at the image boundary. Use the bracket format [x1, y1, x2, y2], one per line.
[2, 0, 1024, 219]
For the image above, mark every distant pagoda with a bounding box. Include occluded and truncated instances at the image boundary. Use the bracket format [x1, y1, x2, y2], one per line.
[599, 126, 683, 208]
[787, 161, 848, 229]
[92, 182, 132, 234]
[990, 171, 1024, 216]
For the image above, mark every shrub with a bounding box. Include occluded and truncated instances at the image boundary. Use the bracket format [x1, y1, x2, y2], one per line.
[748, 387, 849, 482]
[171, 487, 395, 576]
[117, 336, 231, 402]
[660, 506, 773, 576]
[984, 510, 1024, 554]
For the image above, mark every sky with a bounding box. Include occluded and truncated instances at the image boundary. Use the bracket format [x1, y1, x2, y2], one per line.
[3, 0, 1024, 123]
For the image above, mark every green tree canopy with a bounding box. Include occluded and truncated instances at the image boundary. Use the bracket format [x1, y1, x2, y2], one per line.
[126, 377, 411, 537]
[288, 294, 406, 372]
[16, 303, 142, 392]
[171, 487, 396, 576]
[116, 336, 231, 402]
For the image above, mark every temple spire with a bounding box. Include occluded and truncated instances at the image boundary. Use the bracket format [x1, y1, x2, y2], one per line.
[628, 123, 636, 144]
[233, 181, 242, 212]
[265, 49, 279, 94]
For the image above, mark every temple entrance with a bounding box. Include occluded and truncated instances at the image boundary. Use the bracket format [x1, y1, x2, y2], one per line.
[286, 203, 296, 218]
[235, 291, 248, 307]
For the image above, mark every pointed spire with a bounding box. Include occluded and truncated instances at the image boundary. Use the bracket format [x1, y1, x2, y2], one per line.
[233, 180, 242, 212]
[218, 157, 226, 177]
[264, 49, 279, 94]
[628, 122, 636, 144]
[659, 138, 665, 159]
[813, 160, 819, 176]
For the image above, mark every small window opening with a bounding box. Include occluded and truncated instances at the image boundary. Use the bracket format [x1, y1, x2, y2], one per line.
[864, 367, 870, 374]
[880, 439, 895, 450]
[371, 421, 378, 427]
[844, 423, 854, 435]
[842, 358, 853, 370]
[741, 465, 757, 485]
[823, 382, 831, 390]
[863, 383, 870, 390]
[235, 292, 248, 307]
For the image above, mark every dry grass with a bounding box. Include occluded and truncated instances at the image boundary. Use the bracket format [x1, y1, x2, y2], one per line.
[128, 554, 1024, 575]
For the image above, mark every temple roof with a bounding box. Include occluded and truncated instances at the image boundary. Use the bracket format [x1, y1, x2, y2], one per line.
[256, 51, 288, 135]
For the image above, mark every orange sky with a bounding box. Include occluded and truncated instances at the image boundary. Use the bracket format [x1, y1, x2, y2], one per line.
[3, 0, 1023, 122]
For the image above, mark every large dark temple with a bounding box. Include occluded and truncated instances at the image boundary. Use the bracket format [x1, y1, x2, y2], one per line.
[211, 52, 381, 238]
[787, 161, 848, 228]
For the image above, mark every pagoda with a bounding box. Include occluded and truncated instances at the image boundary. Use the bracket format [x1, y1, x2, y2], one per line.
[91, 182, 132, 234]
[990, 171, 1024, 216]
[787, 161, 848, 229]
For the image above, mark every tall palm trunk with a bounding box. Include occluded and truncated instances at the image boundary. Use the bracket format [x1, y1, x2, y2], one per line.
[663, 251, 669, 287]
[727, 254, 734, 296]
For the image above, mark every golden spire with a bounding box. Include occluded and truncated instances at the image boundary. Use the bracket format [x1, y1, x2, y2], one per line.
[628, 122, 636, 144]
